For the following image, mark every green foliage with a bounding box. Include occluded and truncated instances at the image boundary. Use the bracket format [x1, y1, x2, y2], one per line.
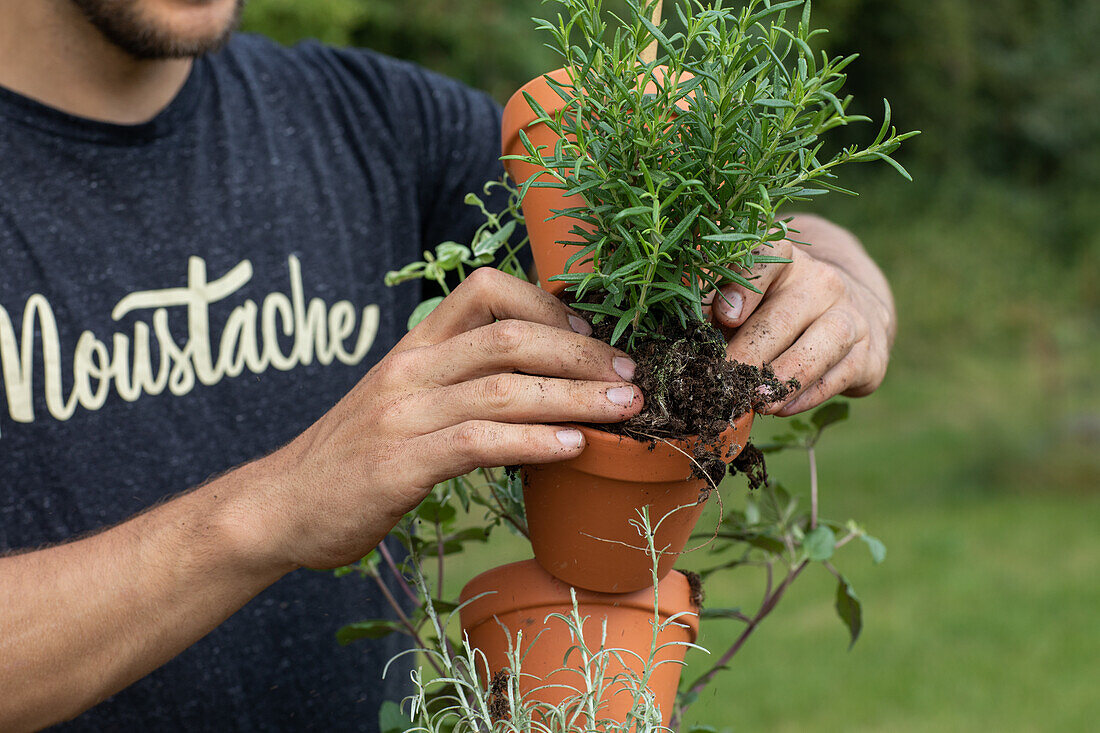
[243, 0, 1099, 258]
[859, 532, 886, 563]
[384, 179, 530, 327]
[760, 398, 848, 450]
[378, 700, 413, 733]
[803, 525, 837, 561]
[697, 402, 884, 645]
[834, 574, 862, 648]
[511, 0, 915, 344]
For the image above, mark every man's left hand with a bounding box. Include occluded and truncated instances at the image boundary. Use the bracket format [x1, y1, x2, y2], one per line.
[711, 214, 897, 416]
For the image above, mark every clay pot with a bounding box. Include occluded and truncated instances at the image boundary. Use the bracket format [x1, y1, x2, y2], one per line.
[501, 67, 695, 295]
[523, 411, 753, 594]
[459, 559, 699, 727]
[501, 68, 588, 296]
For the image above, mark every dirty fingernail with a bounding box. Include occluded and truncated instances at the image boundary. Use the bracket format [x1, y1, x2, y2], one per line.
[556, 428, 584, 449]
[607, 386, 635, 407]
[718, 290, 743, 322]
[568, 314, 592, 335]
[754, 384, 780, 413]
[613, 356, 636, 381]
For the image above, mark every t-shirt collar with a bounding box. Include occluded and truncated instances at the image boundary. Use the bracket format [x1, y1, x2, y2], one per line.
[0, 54, 208, 145]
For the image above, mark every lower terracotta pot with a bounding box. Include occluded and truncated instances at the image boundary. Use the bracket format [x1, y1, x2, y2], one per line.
[523, 411, 753, 593]
[459, 559, 699, 727]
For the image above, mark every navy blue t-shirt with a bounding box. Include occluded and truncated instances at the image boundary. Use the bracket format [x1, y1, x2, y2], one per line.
[0, 34, 504, 730]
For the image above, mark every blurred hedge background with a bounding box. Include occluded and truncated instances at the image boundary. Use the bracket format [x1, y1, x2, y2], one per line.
[242, 2, 1099, 730]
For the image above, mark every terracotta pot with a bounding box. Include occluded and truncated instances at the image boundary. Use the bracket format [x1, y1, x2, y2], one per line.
[501, 67, 695, 295]
[459, 559, 699, 727]
[501, 68, 589, 296]
[523, 411, 753, 593]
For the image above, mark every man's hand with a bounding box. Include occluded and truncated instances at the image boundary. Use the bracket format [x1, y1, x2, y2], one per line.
[711, 214, 897, 416]
[0, 268, 640, 731]
[250, 268, 642, 570]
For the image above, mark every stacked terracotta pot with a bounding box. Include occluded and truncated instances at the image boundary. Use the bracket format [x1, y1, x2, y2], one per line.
[458, 68, 754, 727]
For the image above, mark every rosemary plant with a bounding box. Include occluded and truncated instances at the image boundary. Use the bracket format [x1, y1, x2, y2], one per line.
[511, 0, 917, 345]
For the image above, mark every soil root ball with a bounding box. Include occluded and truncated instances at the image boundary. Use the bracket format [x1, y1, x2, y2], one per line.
[588, 318, 794, 476]
[729, 442, 768, 490]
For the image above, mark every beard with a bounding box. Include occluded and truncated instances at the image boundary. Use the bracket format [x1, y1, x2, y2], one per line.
[68, 0, 246, 60]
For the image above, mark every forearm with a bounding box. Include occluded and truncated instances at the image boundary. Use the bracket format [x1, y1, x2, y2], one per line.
[786, 212, 897, 344]
[0, 459, 293, 732]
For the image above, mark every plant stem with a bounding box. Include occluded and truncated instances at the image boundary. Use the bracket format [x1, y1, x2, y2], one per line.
[673, 559, 810, 729]
[369, 570, 444, 677]
[377, 540, 420, 607]
[762, 558, 774, 606]
[834, 529, 859, 550]
[809, 445, 819, 530]
[480, 467, 530, 538]
[435, 520, 445, 600]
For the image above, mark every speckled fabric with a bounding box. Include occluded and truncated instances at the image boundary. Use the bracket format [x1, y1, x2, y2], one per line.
[0, 33, 504, 730]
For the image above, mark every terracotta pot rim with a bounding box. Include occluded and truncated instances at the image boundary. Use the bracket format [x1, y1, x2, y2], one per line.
[501, 67, 696, 169]
[539, 410, 754, 483]
[459, 560, 699, 641]
[568, 409, 755, 452]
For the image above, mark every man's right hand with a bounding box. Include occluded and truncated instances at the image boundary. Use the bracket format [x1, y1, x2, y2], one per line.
[0, 268, 643, 732]
[244, 268, 643, 571]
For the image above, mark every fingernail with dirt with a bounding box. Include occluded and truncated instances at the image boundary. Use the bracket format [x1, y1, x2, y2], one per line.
[613, 356, 636, 380]
[754, 383, 779, 413]
[568, 314, 592, 336]
[718, 290, 743, 322]
[556, 429, 584, 448]
[606, 386, 635, 406]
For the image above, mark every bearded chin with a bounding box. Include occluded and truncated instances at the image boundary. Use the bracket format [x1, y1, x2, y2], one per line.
[68, 0, 246, 60]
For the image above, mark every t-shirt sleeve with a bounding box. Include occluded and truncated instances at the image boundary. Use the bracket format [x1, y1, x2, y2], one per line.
[300, 43, 529, 280]
[401, 67, 508, 252]
[333, 48, 508, 248]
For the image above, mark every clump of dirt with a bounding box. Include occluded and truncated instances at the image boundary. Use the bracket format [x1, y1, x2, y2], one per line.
[683, 570, 705, 610]
[588, 317, 795, 478]
[729, 441, 768, 490]
[487, 669, 510, 721]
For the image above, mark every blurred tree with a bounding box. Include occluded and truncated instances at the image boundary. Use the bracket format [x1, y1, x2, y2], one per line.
[813, 0, 1100, 185]
[242, 0, 557, 101]
[241, 0, 1099, 252]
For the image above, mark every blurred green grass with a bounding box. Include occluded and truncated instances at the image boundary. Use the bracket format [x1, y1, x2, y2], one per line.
[680, 493, 1100, 732]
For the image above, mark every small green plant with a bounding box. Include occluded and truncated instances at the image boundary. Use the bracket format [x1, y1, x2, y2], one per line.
[509, 0, 916, 345]
[384, 178, 531, 330]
